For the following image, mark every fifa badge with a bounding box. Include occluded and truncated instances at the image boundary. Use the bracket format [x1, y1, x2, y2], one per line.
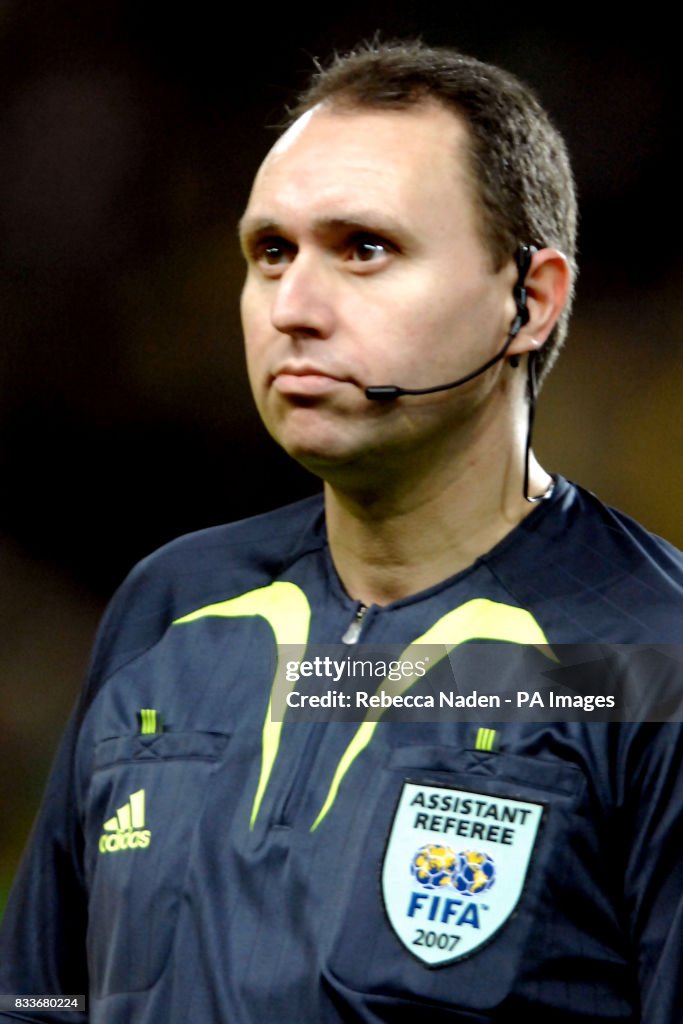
[382, 781, 544, 966]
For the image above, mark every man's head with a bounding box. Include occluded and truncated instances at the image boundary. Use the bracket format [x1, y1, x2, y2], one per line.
[239, 42, 574, 489]
[288, 39, 577, 381]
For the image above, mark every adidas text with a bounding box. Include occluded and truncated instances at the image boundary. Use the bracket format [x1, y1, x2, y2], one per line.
[99, 829, 151, 853]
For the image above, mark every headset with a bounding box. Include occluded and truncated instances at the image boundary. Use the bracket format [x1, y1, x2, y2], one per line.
[364, 244, 550, 503]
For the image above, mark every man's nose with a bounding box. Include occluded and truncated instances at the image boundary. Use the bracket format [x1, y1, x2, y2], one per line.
[270, 253, 335, 339]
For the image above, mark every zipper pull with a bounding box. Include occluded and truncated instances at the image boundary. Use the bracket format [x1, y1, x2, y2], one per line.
[342, 603, 368, 645]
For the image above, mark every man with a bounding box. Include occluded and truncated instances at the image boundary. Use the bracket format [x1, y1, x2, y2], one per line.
[1, 40, 682, 1023]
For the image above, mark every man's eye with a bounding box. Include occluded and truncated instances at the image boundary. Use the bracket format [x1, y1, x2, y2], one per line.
[350, 237, 392, 262]
[247, 237, 295, 271]
[260, 241, 291, 265]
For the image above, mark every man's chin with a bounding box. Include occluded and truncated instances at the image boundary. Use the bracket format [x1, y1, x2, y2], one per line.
[280, 437, 383, 488]
[282, 441, 356, 477]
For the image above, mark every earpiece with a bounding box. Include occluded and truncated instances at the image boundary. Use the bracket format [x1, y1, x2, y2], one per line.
[508, 243, 536, 341]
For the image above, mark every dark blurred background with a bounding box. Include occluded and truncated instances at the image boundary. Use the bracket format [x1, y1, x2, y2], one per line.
[1, 2, 681, 913]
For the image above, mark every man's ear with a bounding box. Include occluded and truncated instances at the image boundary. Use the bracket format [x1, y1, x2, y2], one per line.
[507, 248, 572, 356]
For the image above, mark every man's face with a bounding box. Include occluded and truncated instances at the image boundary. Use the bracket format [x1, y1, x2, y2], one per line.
[239, 101, 519, 482]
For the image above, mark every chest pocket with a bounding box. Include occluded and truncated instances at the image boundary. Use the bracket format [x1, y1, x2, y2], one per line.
[85, 730, 229, 997]
[321, 744, 598, 1021]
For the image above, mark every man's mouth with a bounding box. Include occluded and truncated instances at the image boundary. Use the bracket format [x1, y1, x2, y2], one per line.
[271, 363, 350, 397]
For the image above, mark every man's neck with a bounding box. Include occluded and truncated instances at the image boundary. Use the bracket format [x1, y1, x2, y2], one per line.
[324, 446, 552, 607]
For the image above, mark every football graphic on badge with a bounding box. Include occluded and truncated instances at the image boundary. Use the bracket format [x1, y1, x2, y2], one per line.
[382, 783, 543, 966]
[453, 850, 496, 894]
[411, 845, 458, 889]
[411, 844, 497, 896]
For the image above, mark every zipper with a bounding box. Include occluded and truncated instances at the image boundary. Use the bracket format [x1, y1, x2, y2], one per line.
[341, 603, 368, 644]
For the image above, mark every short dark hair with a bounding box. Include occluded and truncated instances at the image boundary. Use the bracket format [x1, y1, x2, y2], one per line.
[289, 40, 577, 380]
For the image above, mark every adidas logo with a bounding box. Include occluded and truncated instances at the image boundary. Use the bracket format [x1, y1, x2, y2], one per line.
[98, 789, 152, 853]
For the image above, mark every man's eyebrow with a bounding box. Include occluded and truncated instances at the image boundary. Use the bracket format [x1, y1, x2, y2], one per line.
[315, 214, 405, 238]
[238, 216, 279, 239]
[238, 212, 406, 242]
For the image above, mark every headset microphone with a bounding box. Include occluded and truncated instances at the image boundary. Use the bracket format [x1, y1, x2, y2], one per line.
[364, 245, 550, 503]
[364, 244, 535, 401]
